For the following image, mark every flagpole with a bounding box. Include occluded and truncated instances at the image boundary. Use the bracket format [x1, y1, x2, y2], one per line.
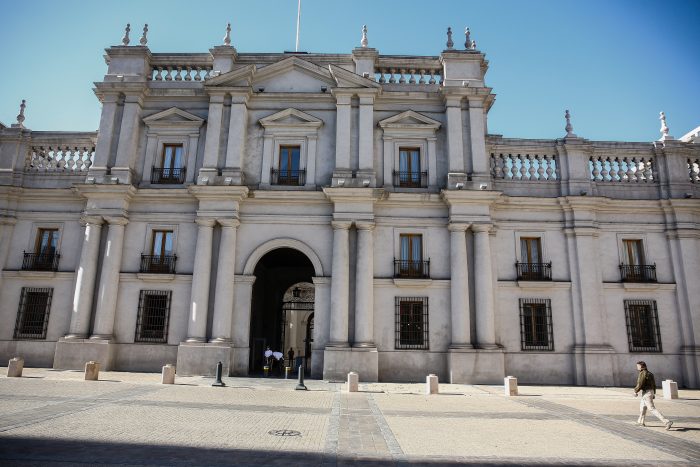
[295, 0, 301, 52]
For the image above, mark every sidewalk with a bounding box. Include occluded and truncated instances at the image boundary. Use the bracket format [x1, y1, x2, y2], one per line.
[1, 367, 699, 466]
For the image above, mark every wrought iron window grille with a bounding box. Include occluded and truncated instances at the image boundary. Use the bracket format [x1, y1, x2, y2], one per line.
[619, 264, 657, 283]
[271, 168, 306, 186]
[395, 297, 429, 350]
[140, 254, 177, 274]
[519, 298, 554, 351]
[22, 251, 60, 271]
[515, 262, 552, 281]
[14, 287, 53, 340]
[393, 259, 431, 279]
[624, 299, 662, 353]
[151, 167, 186, 184]
[135, 290, 172, 343]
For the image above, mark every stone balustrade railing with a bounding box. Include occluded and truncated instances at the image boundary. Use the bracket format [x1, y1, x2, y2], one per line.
[690, 158, 700, 183]
[24, 134, 96, 173]
[490, 153, 558, 181]
[148, 54, 214, 81]
[374, 57, 442, 85]
[589, 155, 655, 183]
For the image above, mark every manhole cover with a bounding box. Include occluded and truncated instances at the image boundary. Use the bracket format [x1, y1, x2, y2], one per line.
[268, 429, 301, 437]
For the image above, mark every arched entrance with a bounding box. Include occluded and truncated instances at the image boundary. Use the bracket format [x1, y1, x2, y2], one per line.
[248, 248, 315, 375]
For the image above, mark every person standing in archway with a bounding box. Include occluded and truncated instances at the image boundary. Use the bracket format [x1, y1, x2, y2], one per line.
[288, 347, 295, 367]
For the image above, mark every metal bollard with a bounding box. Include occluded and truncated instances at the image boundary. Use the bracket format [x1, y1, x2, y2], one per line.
[212, 361, 226, 387]
[285, 366, 292, 379]
[295, 365, 307, 391]
[7, 357, 24, 377]
[263, 365, 269, 377]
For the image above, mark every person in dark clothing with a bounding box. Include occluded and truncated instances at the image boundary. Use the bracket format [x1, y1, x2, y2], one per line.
[634, 361, 672, 430]
[288, 348, 295, 365]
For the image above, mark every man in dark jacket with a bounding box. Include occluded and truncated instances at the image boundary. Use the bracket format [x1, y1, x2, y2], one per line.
[634, 361, 673, 430]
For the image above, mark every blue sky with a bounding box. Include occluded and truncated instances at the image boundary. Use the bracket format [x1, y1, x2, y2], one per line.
[0, 0, 698, 141]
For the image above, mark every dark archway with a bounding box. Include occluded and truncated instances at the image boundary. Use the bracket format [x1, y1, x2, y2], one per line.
[248, 248, 314, 374]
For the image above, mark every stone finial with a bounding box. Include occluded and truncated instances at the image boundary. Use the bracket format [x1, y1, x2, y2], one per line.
[471, 40, 477, 50]
[223, 23, 231, 46]
[446, 27, 454, 49]
[14, 99, 26, 128]
[465, 27, 471, 49]
[361, 25, 368, 48]
[122, 23, 131, 46]
[564, 109, 576, 137]
[659, 111, 673, 141]
[139, 24, 148, 46]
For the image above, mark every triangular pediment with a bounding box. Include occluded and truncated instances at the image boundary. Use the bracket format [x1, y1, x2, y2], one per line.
[328, 64, 381, 89]
[259, 108, 324, 129]
[143, 107, 205, 127]
[204, 64, 256, 87]
[378, 110, 442, 130]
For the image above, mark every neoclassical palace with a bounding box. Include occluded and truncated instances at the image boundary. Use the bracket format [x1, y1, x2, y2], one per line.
[1, 25, 698, 386]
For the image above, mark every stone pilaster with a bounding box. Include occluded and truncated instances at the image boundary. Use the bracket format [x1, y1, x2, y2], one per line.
[88, 94, 120, 180]
[472, 223, 497, 348]
[449, 222, 472, 348]
[210, 218, 240, 343]
[467, 96, 489, 186]
[186, 217, 216, 341]
[354, 221, 375, 346]
[111, 92, 144, 184]
[445, 95, 464, 175]
[198, 92, 226, 184]
[222, 92, 250, 184]
[328, 220, 351, 346]
[332, 92, 352, 181]
[357, 93, 376, 185]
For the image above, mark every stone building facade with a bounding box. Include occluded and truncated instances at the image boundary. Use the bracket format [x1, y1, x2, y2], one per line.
[1, 26, 699, 387]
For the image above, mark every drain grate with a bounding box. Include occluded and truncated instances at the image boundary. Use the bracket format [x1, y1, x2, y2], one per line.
[268, 429, 301, 437]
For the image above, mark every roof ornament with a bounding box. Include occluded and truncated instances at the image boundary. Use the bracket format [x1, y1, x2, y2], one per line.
[446, 27, 454, 50]
[471, 40, 477, 50]
[465, 27, 471, 49]
[13, 99, 26, 129]
[223, 23, 231, 46]
[139, 24, 148, 46]
[361, 25, 368, 48]
[659, 111, 673, 141]
[565, 109, 576, 137]
[121, 23, 131, 46]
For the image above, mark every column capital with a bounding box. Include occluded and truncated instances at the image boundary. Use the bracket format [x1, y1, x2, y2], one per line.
[448, 222, 470, 232]
[207, 92, 227, 103]
[471, 223, 492, 233]
[355, 221, 375, 231]
[80, 215, 104, 226]
[358, 95, 376, 105]
[104, 216, 129, 226]
[195, 217, 217, 228]
[331, 220, 352, 230]
[0, 217, 17, 226]
[332, 92, 353, 105]
[218, 218, 240, 228]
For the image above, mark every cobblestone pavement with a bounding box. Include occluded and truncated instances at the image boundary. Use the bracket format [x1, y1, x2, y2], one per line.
[0, 368, 699, 466]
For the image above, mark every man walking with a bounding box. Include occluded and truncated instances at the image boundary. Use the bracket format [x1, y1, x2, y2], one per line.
[634, 361, 673, 430]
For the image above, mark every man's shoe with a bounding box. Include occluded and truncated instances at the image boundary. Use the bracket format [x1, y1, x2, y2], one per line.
[665, 421, 673, 431]
[636, 421, 646, 427]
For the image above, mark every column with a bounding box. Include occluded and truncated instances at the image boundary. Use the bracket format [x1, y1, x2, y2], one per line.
[328, 220, 351, 346]
[354, 222, 375, 346]
[199, 93, 226, 180]
[223, 94, 248, 178]
[67, 216, 103, 338]
[186, 218, 216, 341]
[449, 223, 472, 348]
[468, 97, 488, 178]
[210, 219, 239, 342]
[445, 95, 464, 173]
[334, 93, 352, 170]
[112, 93, 143, 182]
[472, 224, 497, 348]
[358, 95, 374, 173]
[91, 217, 128, 339]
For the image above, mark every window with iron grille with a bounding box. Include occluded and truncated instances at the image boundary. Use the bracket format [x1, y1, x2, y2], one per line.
[519, 298, 553, 351]
[135, 290, 171, 343]
[624, 299, 662, 352]
[395, 297, 429, 350]
[14, 287, 53, 339]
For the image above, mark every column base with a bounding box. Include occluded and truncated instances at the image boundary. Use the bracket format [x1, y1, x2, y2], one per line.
[323, 346, 378, 382]
[447, 347, 505, 384]
[573, 345, 615, 386]
[230, 346, 250, 376]
[220, 168, 244, 185]
[175, 342, 233, 376]
[53, 337, 115, 371]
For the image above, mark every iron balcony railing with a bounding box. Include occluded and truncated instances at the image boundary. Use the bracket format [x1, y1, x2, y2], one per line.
[151, 167, 186, 184]
[22, 252, 60, 272]
[271, 169, 305, 186]
[393, 170, 428, 188]
[516, 262, 552, 281]
[620, 264, 657, 283]
[394, 259, 431, 279]
[140, 254, 177, 274]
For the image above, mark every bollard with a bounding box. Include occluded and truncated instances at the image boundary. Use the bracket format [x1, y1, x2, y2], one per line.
[662, 379, 678, 400]
[263, 365, 269, 378]
[285, 366, 292, 379]
[426, 374, 439, 395]
[504, 376, 518, 396]
[347, 372, 359, 392]
[84, 361, 99, 381]
[7, 357, 24, 377]
[212, 361, 226, 387]
[295, 365, 307, 391]
[161, 364, 175, 384]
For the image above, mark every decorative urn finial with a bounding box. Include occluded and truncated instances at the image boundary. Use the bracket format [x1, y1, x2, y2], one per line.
[465, 27, 471, 49]
[139, 24, 148, 46]
[471, 40, 477, 50]
[14, 99, 26, 128]
[122, 23, 131, 46]
[361, 25, 368, 48]
[564, 109, 576, 137]
[446, 27, 454, 49]
[223, 23, 231, 46]
[659, 111, 669, 138]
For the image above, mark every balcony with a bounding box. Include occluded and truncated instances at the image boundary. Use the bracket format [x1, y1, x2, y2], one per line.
[620, 264, 657, 283]
[516, 262, 552, 281]
[271, 169, 305, 186]
[140, 254, 177, 274]
[393, 170, 428, 188]
[22, 252, 60, 272]
[151, 167, 186, 184]
[394, 259, 430, 279]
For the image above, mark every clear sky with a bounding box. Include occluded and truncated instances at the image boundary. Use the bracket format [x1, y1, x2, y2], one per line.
[0, 0, 698, 142]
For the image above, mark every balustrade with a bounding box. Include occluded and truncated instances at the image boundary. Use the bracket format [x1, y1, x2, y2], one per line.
[394, 259, 430, 279]
[490, 153, 558, 180]
[140, 254, 177, 274]
[271, 169, 305, 186]
[589, 155, 655, 182]
[515, 262, 552, 281]
[689, 158, 700, 183]
[22, 252, 60, 271]
[25, 144, 94, 173]
[149, 64, 213, 81]
[375, 67, 442, 85]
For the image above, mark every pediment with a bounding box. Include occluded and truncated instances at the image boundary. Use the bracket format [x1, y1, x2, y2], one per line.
[143, 107, 205, 127]
[204, 64, 256, 87]
[328, 64, 380, 89]
[259, 108, 323, 129]
[378, 110, 441, 130]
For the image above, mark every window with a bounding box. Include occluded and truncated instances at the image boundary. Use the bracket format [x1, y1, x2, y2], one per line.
[395, 297, 429, 349]
[519, 298, 553, 351]
[624, 300, 662, 352]
[395, 234, 429, 278]
[272, 145, 304, 185]
[135, 290, 171, 343]
[516, 237, 551, 280]
[520, 237, 542, 264]
[620, 239, 656, 282]
[394, 148, 426, 188]
[22, 228, 60, 271]
[141, 230, 176, 274]
[151, 230, 174, 257]
[151, 144, 186, 184]
[14, 287, 53, 339]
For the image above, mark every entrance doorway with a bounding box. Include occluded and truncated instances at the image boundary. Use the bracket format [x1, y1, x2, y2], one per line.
[248, 248, 315, 375]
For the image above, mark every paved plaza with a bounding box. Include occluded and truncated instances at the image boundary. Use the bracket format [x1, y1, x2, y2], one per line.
[0, 368, 699, 466]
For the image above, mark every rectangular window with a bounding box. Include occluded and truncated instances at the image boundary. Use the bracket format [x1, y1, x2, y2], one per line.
[135, 290, 171, 343]
[519, 298, 553, 351]
[395, 297, 429, 349]
[396, 234, 428, 278]
[624, 300, 662, 352]
[273, 145, 304, 186]
[623, 239, 645, 266]
[162, 144, 184, 171]
[396, 148, 424, 187]
[14, 287, 53, 339]
[36, 228, 60, 255]
[151, 144, 186, 184]
[520, 237, 542, 264]
[151, 230, 174, 257]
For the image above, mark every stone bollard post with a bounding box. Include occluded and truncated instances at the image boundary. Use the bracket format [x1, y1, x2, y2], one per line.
[7, 357, 24, 377]
[504, 376, 518, 396]
[84, 361, 100, 381]
[348, 372, 359, 392]
[662, 379, 678, 399]
[285, 366, 292, 379]
[161, 364, 175, 384]
[426, 374, 439, 395]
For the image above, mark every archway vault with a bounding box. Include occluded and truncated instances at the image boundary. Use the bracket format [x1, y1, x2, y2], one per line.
[243, 238, 324, 277]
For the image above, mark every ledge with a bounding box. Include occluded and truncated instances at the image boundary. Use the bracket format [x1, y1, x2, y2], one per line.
[498, 280, 571, 290]
[602, 282, 676, 291]
[120, 272, 192, 283]
[393, 278, 433, 288]
[2, 270, 74, 280]
[136, 273, 176, 282]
